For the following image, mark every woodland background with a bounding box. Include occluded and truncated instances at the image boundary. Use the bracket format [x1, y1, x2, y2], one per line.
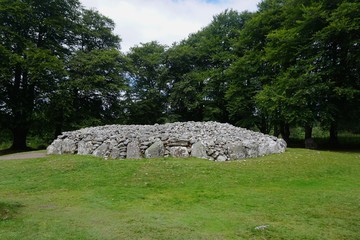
[0, 0, 359, 150]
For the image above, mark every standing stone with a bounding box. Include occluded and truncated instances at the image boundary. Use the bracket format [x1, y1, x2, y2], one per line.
[191, 141, 208, 159]
[62, 139, 76, 154]
[47, 139, 62, 155]
[126, 141, 142, 159]
[216, 155, 227, 162]
[277, 139, 287, 152]
[242, 140, 259, 158]
[93, 142, 109, 157]
[145, 141, 165, 158]
[109, 147, 121, 159]
[227, 143, 247, 160]
[78, 141, 94, 155]
[258, 139, 272, 156]
[169, 147, 189, 158]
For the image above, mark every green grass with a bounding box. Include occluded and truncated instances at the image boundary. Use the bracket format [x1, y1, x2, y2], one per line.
[0, 149, 359, 239]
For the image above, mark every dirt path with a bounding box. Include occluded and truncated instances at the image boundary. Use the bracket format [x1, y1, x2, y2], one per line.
[0, 151, 47, 160]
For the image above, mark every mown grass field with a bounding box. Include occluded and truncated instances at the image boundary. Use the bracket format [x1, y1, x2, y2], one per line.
[0, 149, 359, 239]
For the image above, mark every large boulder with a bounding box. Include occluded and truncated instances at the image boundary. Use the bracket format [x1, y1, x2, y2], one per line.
[191, 141, 208, 159]
[126, 141, 142, 159]
[145, 141, 165, 158]
[169, 147, 189, 158]
[227, 143, 247, 160]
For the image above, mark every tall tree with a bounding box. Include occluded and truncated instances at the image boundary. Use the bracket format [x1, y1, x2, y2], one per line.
[226, 1, 286, 134]
[66, 49, 126, 129]
[258, 0, 328, 143]
[0, 0, 123, 149]
[165, 10, 251, 122]
[164, 43, 204, 122]
[125, 41, 167, 124]
[62, 9, 124, 131]
[199, 10, 251, 122]
[0, 0, 81, 149]
[314, 0, 360, 144]
[257, 0, 360, 145]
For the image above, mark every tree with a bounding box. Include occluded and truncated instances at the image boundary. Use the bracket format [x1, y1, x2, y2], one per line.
[0, 0, 81, 149]
[258, 0, 329, 143]
[226, 1, 286, 134]
[314, 0, 360, 144]
[125, 41, 167, 124]
[0, 0, 123, 149]
[66, 49, 126, 129]
[165, 10, 251, 123]
[257, 0, 360, 145]
[194, 10, 251, 122]
[58, 9, 124, 132]
[164, 43, 204, 122]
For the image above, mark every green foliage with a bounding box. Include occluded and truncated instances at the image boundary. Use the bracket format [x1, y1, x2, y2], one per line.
[125, 41, 168, 124]
[67, 49, 127, 127]
[1, 0, 359, 148]
[164, 10, 252, 122]
[231, 0, 359, 142]
[0, 149, 359, 239]
[0, 0, 123, 148]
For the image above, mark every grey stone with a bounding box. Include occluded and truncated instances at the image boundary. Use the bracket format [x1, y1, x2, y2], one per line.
[167, 139, 188, 147]
[277, 139, 287, 151]
[169, 147, 189, 158]
[109, 147, 120, 159]
[255, 225, 269, 230]
[93, 142, 109, 157]
[47, 121, 287, 161]
[216, 155, 227, 162]
[78, 141, 93, 155]
[212, 151, 220, 158]
[62, 139, 76, 154]
[243, 140, 259, 158]
[191, 142, 208, 159]
[126, 141, 142, 159]
[227, 143, 247, 160]
[145, 141, 165, 158]
[47, 139, 62, 154]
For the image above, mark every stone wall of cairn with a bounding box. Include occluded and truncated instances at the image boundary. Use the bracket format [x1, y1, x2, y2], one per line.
[47, 121, 287, 161]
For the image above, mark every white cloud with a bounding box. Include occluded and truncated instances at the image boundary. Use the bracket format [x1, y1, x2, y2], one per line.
[80, 0, 262, 52]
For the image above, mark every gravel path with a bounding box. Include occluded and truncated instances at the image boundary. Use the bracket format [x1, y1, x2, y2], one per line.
[0, 151, 47, 160]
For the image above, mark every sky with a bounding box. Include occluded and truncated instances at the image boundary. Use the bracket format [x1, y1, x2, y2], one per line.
[80, 0, 262, 52]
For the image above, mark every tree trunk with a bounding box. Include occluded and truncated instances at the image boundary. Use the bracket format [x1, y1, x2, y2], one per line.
[257, 116, 270, 134]
[273, 125, 280, 137]
[8, 66, 32, 150]
[305, 125, 312, 140]
[280, 122, 290, 143]
[11, 126, 29, 150]
[329, 121, 338, 147]
[304, 125, 317, 149]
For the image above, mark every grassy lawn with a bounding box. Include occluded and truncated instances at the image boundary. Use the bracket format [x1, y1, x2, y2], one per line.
[0, 149, 359, 239]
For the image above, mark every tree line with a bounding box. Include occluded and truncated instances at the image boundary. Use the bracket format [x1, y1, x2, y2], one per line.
[0, 0, 359, 150]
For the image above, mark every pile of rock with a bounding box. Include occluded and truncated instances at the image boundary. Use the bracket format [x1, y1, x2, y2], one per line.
[47, 121, 286, 161]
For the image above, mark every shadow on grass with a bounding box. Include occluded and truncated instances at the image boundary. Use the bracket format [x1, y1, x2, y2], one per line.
[0, 202, 23, 221]
[0, 147, 35, 157]
[0, 143, 48, 157]
[287, 136, 360, 152]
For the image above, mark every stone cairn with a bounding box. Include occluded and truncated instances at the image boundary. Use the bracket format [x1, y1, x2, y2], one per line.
[47, 121, 286, 161]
